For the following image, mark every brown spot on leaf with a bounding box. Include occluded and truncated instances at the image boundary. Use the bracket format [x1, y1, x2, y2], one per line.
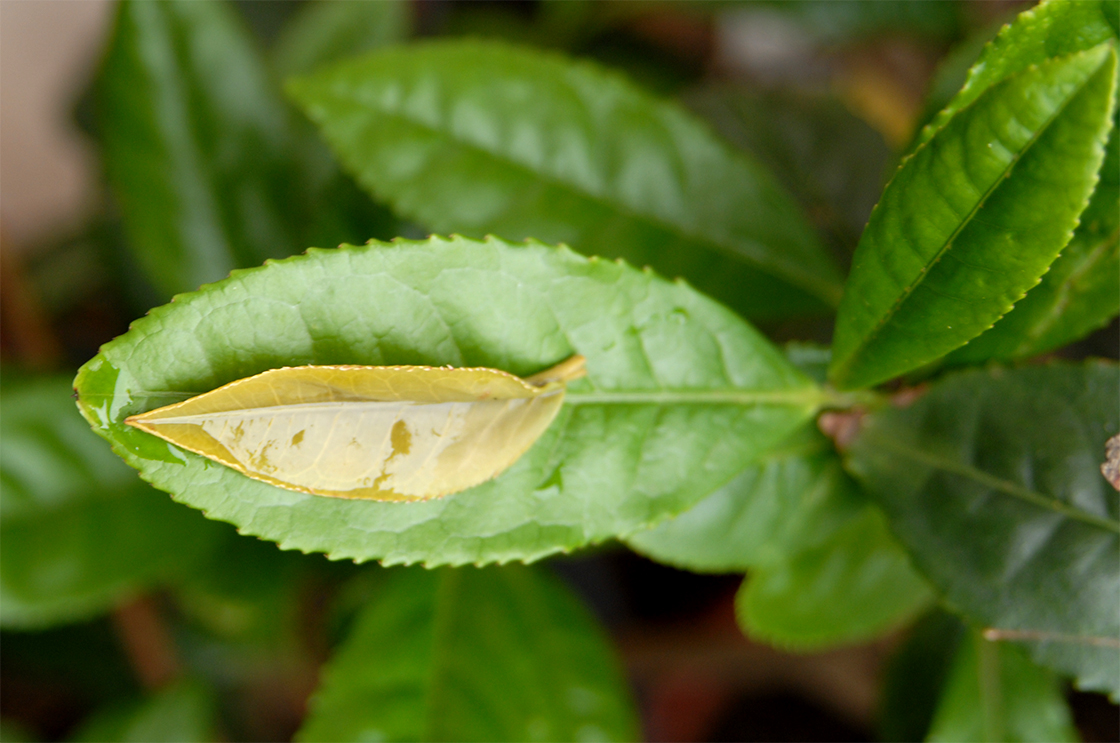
[1101, 434, 1120, 491]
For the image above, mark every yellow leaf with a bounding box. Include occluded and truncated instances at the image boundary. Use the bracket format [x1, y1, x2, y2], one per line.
[125, 355, 586, 501]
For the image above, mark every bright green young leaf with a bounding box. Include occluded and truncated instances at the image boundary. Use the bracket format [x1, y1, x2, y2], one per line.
[927, 629, 1078, 743]
[829, 44, 1117, 389]
[296, 565, 638, 742]
[913, 0, 1119, 150]
[271, 0, 410, 79]
[878, 610, 967, 743]
[286, 40, 843, 320]
[74, 235, 819, 566]
[0, 377, 222, 629]
[906, 24, 1004, 155]
[947, 114, 1119, 363]
[736, 503, 933, 651]
[909, 1, 1119, 363]
[68, 679, 216, 743]
[847, 363, 1120, 697]
[94, 0, 390, 298]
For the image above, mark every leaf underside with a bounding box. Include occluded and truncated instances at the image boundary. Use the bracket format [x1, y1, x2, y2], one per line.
[125, 359, 582, 501]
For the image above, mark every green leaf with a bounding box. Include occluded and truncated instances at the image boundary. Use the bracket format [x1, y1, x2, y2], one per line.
[94, 0, 299, 295]
[68, 679, 216, 743]
[878, 610, 968, 743]
[909, 1, 1120, 362]
[624, 426, 859, 573]
[625, 422, 932, 649]
[0, 719, 37, 743]
[171, 531, 312, 645]
[947, 112, 1120, 363]
[1, 376, 222, 629]
[913, 0, 1119, 150]
[286, 39, 843, 320]
[829, 44, 1118, 389]
[760, 0, 964, 45]
[846, 363, 1120, 697]
[272, 0, 410, 79]
[684, 86, 890, 261]
[906, 23, 1005, 154]
[296, 565, 638, 742]
[95, 0, 386, 298]
[74, 235, 819, 566]
[927, 629, 1079, 743]
[736, 502, 933, 651]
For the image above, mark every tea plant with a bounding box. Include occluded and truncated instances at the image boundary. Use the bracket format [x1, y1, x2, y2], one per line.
[3, 1, 1117, 740]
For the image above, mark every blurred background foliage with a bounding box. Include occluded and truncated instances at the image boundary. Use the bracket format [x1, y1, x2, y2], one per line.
[1, 1, 1117, 741]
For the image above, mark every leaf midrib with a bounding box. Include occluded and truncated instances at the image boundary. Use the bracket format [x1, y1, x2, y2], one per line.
[835, 56, 1101, 382]
[301, 82, 843, 306]
[866, 435, 1120, 534]
[565, 387, 826, 407]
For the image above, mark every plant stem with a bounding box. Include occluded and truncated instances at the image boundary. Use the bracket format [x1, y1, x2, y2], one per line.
[112, 595, 181, 690]
[977, 632, 1004, 743]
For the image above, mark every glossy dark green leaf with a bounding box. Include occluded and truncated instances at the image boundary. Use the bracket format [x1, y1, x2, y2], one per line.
[95, 0, 295, 295]
[913, 0, 1119, 150]
[685, 86, 890, 262]
[736, 502, 933, 651]
[878, 610, 967, 743]
[68, 679, 216, 743]
[95, 0, 388, 299]
[74, 235, 820, 566]
[847, 363, 1120, 697]
[296, 565, 637, 742]
[1, 377, 222, 629]
[286, 39, 843, 320]
[948, 113, 1119, 363]
[927, 629, 1078, 743]
[272, 0, 409, 79]
[829, 44, 1117, 389]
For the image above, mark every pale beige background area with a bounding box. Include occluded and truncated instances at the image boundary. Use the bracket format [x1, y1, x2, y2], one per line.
[1, 0, 112, 251]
